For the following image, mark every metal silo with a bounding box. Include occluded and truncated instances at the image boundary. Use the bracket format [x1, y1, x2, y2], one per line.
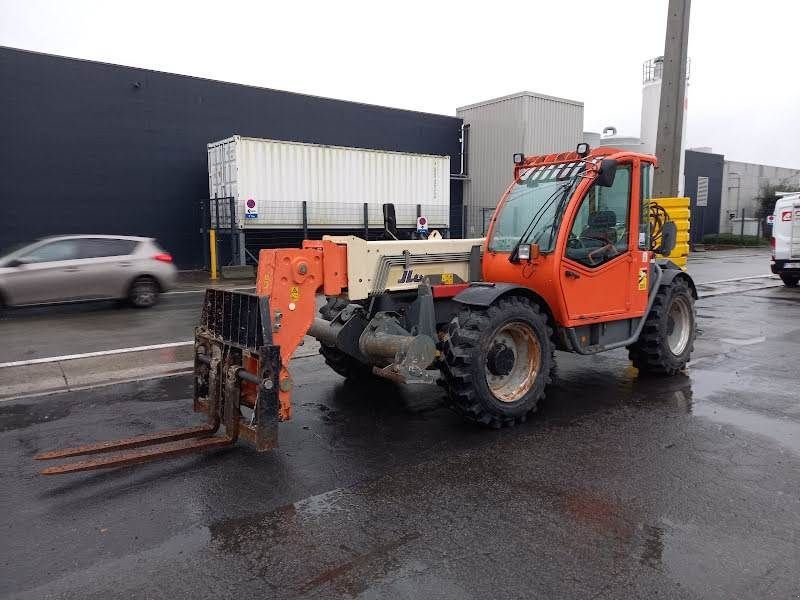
[641, 57, 690, 194]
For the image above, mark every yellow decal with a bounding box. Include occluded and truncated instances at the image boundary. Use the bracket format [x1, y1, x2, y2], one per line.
[262, 272, 271, 291]
[638, 268, 648, 291]
[441, 272, 454, 285]
[289, 286, 300, 301]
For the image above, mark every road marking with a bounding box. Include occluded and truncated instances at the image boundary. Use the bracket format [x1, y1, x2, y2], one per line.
[695, 274, 776, 285]
[0, 341, 194, 368]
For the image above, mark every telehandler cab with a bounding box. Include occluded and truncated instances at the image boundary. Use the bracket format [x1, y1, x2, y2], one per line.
[37, 145, 696, 474]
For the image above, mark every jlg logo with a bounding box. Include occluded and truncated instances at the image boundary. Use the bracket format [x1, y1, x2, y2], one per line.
[397, 270, 424, 284]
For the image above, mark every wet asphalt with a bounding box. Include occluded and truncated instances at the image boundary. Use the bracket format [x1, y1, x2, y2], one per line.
[1, 282, 799, 599]
[0, 248, 772, 364]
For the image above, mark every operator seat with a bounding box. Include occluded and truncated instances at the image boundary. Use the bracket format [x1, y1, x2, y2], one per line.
[583, 210, 618, 243]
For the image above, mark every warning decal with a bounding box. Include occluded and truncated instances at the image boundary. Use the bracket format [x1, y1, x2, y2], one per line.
[289, 286, 300, 301]
[638, 268, 648, 291]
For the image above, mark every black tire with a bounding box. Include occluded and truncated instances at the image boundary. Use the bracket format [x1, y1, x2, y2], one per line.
[628, 277, 696, 375]
[128, 276, 160, 308]
[440, 296, 555, 428]
[780, 274, 799, 288]
[318, 299, 374, 380]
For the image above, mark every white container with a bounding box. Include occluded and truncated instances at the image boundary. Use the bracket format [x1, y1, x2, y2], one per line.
[457, 92, 583, 236]
[207, 136, 450, 230]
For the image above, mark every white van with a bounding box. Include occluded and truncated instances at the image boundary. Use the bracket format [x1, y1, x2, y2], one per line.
[770, 193, 800, 287]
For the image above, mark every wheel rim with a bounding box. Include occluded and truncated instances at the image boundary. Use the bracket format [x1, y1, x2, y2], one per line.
[484, 322, 541, 403]
[666, 295, 692, 355]
[134, 282, 156, 305]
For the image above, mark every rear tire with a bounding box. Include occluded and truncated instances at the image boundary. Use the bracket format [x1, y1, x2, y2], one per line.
[440, 296, 554, 428]
[129, 276, 160, 308]
[780, 274, 799, 288]
[628, 277, 696, 375]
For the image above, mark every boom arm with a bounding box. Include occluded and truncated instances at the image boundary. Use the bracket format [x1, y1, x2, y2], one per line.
[255, 240, 348, 419]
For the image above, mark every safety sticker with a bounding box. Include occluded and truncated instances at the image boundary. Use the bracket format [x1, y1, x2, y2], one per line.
[638, 268, 648, 291]
[289, 286, 300, 301]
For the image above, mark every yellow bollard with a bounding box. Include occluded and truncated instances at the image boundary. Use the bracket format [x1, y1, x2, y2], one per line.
[651, 197, 691, 269]
[209, 229, 218, 280]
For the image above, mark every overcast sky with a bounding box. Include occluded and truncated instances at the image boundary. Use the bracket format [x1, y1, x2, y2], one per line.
[2, 0, 798, 168]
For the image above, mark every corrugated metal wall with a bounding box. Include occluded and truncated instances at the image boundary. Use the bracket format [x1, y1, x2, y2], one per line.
[457, 92, 583, 237]
[684, 150, 724, 242]
[0, 47, 464, 267]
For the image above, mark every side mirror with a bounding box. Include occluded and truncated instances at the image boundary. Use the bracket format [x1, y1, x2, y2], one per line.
[657, 222, 677, 256]
[6, 258, 27, 268]
[596, 159, 618, 188]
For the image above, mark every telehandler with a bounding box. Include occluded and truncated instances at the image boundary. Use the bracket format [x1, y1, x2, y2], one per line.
[36, 145, 696, 474]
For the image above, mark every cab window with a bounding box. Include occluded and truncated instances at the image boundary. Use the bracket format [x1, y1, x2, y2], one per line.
[565, 166, 631, 267]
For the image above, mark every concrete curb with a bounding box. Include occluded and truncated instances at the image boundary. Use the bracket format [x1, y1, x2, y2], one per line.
[0, 337, 322, 401]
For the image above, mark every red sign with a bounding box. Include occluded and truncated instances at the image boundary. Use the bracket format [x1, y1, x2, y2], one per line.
[782, 211, 792, 222]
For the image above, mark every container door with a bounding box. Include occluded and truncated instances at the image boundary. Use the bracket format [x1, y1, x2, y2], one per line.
[560, 165, 640, 323]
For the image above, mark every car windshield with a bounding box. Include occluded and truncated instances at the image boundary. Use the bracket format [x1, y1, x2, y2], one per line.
[488, 162, 586, 253]
[0, 241, 30, 261]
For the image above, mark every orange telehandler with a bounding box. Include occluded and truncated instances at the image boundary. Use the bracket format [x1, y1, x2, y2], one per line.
[36, 145, 696, 474]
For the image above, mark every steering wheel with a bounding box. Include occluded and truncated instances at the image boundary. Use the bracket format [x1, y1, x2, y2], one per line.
[580, 234, 618, 266]
[567, 233, 584, 250]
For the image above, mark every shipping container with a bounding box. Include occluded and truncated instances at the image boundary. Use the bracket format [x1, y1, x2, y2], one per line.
[457, 92, 583, 237]
[207, 136, 451, 231]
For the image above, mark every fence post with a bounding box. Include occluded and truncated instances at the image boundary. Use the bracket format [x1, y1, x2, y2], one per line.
[213, 196, 220, 270]
[416, 204, 421, 219]
[740, 207, 745, 240]
[302, 201, 308, 240]
[363, 203, 369, 240]
[228, 196, 238, 265]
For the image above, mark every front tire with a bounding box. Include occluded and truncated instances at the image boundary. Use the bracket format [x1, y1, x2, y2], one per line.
[628, 277, 696, 375]
[440, 296, 554, 428]
[780, 274, 799, 288]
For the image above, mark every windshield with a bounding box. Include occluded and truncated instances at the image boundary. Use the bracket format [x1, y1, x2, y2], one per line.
[488, 162, 586, 253]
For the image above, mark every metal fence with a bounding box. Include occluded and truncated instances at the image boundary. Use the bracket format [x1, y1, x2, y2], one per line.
[199, 198, 454, 269]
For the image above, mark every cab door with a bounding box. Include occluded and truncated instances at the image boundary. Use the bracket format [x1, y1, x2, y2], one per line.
[559, 162, 644, 325]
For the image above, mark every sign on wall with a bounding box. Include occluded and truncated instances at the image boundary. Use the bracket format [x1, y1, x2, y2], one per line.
[245, 198, 258, 220]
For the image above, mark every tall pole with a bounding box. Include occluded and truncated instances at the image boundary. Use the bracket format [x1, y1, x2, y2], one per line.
[652, 0, 691, 198]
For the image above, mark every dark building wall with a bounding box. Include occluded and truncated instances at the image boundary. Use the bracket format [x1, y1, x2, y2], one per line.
[0, 47, 464, 267]
[683, 149, 724, 243]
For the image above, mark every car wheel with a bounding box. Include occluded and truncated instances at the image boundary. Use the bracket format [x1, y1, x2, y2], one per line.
[129, 276, 160, 308]
[780, 274, 799, 288]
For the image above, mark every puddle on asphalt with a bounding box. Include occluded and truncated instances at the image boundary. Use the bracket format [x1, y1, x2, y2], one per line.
[692, 400, 800, 455]
[0, 401, 73, 432]
[718, 336, 766, 346]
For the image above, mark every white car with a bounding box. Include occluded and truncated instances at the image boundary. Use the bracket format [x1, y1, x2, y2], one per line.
[0, 235, 177, 308]
[770, 194, 800, 287]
